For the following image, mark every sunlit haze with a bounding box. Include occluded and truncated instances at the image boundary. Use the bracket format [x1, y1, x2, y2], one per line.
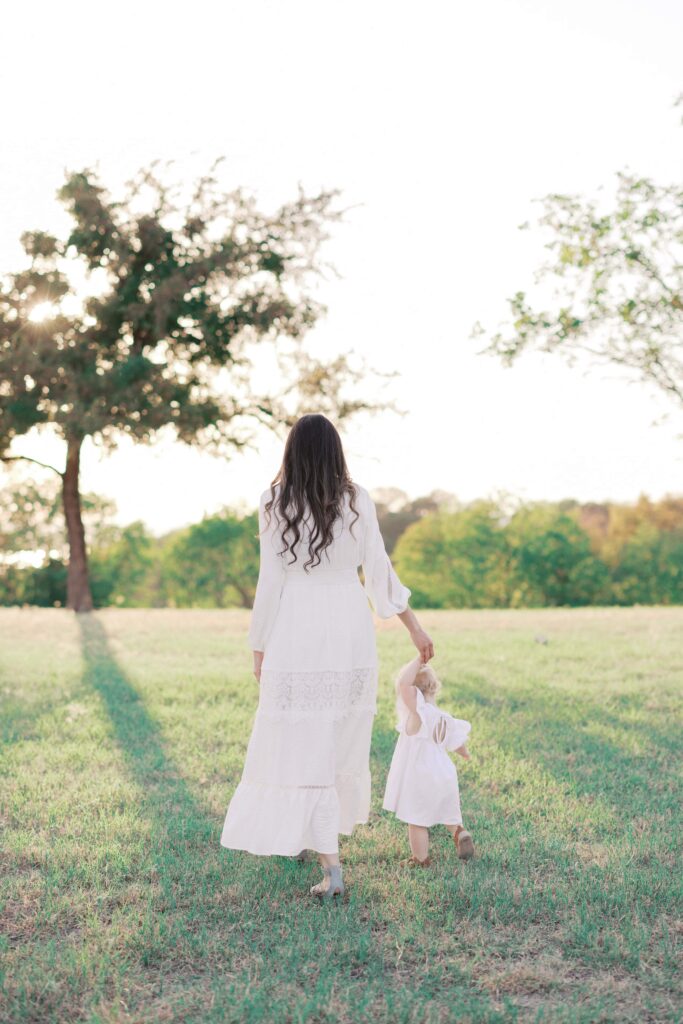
[2, 0, 682, 534]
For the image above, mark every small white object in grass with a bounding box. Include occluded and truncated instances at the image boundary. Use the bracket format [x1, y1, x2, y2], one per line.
[534, 634, 549, 645]
[65, 701, 89, 722]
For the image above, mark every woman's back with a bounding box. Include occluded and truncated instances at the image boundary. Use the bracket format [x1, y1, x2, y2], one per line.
[252, 484, 411, 647]
[266, 482, 368, 576]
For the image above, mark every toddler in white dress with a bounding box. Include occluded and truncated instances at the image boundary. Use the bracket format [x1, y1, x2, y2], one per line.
[382, 655, 474, 866]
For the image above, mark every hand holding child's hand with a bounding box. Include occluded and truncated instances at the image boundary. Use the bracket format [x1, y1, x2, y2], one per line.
[410, 628, 434, 663]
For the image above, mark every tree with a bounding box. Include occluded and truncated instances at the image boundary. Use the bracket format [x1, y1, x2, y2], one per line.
[578, 493, 683, 604]
[161, 511, 259, 608]
[372, 488, 457, 554]
[475, 167, 683, 412]
[16, 559, 68, 608]
[392, 501, 511, 608]
[391, 498, 616, 609]
[506, 504, 610, 607]
[0, 470, 116, 560]
[610, 524, 683, 605]
[89, 522, 156, 608]
[0, 161, 385, 610]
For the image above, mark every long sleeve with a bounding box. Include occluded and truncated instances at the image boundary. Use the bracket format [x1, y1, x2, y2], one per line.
[360, 487, 411, 618]
[248, 490, 286, 651]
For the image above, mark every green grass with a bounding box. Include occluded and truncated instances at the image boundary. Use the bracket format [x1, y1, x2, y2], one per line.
[1, 607, 681, 1023]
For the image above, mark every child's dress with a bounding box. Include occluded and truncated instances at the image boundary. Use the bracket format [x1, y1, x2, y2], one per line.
[382, 689, 471, 827]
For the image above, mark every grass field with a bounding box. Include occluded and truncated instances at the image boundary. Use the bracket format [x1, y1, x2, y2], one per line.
[1, 607, 681, 1024]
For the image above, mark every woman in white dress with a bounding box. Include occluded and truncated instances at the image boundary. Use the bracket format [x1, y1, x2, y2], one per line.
[220, 413, 434, 899]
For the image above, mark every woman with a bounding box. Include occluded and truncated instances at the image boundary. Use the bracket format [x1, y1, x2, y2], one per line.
[220, 413, 434, 898]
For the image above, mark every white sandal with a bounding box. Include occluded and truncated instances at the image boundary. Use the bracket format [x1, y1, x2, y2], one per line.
[309, 864, 344, 900]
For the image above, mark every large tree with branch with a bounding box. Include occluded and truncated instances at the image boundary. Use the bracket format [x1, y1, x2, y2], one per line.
[475, 165, 683, 411]
[0, 161, 386, 610]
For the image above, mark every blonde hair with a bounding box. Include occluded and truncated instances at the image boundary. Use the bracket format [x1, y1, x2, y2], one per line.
[394, 660, 442, 721]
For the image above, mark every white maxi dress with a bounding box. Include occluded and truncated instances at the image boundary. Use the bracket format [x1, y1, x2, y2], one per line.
[220, 483, 411, 856]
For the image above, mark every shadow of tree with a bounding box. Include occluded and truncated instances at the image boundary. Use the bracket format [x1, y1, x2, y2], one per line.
[368, 659, 681, 858]
[77, 613, 216, 862]
[444, 669, 680, 815]
[77, 613, 308, 915]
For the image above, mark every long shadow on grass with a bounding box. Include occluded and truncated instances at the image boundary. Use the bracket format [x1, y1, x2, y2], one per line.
[78, 613, 216, 868]
[436, 670, 681, 817]
[371, 669, 680, 861]
[73, 615, 378, 1018]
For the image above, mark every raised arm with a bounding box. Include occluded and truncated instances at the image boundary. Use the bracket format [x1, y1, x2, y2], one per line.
[248, 490, 285, 679]
[360, 487, 434, 661]
[397, 656, 428, 737]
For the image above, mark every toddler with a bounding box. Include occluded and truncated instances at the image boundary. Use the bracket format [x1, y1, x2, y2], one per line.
[382, 655, 474, 867]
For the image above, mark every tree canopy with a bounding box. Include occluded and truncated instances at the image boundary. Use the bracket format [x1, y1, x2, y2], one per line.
[475, 164, 683, 412]
[0, 161, 384, 608]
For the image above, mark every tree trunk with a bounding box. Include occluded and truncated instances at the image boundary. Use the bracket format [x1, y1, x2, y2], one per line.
[62, 436, 93, 612]
[231, 580, 253, 608]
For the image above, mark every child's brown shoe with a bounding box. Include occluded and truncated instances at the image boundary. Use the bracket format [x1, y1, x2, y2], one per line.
[453, 826, 475, 860]
[405, 855, 432, 868]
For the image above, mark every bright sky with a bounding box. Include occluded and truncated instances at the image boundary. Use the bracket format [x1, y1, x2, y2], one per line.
[2, 0, 682, 534]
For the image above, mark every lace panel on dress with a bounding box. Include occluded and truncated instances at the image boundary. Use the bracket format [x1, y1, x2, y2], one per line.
[258, 667, 378, 722]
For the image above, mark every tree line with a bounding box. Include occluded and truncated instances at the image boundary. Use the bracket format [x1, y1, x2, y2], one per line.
[1, 484, 681, 608]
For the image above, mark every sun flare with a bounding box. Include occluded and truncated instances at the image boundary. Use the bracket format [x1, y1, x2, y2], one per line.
[28, 301, 56, 323]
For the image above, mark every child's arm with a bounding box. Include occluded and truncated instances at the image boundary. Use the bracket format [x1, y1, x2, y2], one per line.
[397, 656, 425, 736]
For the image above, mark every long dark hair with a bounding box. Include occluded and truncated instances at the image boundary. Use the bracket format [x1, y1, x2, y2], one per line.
[264, 414, 360, 571]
